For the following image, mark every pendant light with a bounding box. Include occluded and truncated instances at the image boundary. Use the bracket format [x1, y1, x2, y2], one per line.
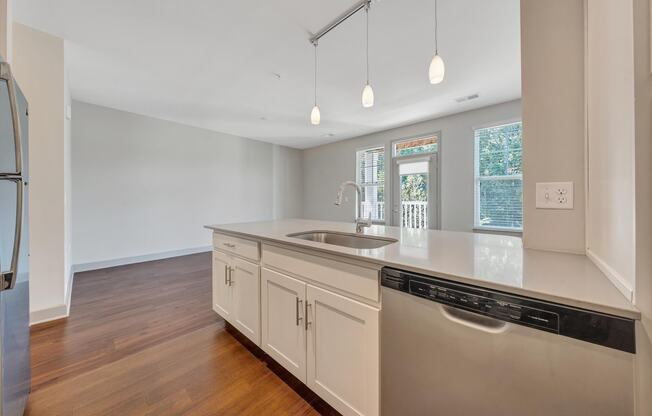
[428, 0, 445, 84]
[310, 41, 321, 125]
[361, 4, 374, 108]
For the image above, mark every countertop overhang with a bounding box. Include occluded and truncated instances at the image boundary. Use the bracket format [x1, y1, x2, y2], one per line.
[205, 219, 639, 320]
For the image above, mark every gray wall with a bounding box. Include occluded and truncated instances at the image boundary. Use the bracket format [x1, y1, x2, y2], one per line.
[302, 100, 521, 232]
[273, 144, 303, 220]
[71, 100, 302, 267]
[520, 0, 586, 254]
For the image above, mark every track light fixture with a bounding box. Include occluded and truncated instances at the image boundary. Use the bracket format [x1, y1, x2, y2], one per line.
[361, 4, 374, 108]
[310, 41, 321, 125]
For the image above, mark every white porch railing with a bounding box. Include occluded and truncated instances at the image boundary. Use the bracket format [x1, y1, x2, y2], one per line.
[401, 201, 428, 229]
[359, 201, 428, 229]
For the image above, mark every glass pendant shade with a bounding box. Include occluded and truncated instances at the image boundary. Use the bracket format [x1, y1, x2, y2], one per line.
[429, 53, 445, 84]
[310, 105, 321, 125]
[362, 83, 374, 108]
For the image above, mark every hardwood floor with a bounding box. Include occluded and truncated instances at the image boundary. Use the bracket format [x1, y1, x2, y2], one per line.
[25, 252, 322, 416]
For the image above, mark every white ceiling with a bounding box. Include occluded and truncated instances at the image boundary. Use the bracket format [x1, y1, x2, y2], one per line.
[14, 0, 521, 149]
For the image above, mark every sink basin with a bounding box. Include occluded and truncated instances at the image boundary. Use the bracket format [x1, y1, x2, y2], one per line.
[287, 230, 397, 249]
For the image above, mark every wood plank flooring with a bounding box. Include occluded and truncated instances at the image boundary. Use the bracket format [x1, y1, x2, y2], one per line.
[25, 252, 322, 416]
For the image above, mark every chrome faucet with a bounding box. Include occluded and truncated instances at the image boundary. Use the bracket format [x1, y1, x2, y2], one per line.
[334, 181, 372, 233]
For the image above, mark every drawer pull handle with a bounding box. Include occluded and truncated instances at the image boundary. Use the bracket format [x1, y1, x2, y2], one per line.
[296, 297, 303, 326]
[223, 243, 236, 248]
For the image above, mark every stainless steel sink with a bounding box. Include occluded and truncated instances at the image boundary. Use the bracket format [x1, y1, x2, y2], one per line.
[287, 230, 397, 249]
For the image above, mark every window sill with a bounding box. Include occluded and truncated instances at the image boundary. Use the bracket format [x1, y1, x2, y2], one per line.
[473, 227, 523, 237]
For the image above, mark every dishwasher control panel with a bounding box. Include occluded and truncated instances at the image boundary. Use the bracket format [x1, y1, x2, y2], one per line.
[409, 280, 559, 332]
[381, 267, 636, 353]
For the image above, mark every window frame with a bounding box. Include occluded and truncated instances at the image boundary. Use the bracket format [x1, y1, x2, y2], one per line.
[355, 144, 387, 224]
[391, 134, 439, 158]
[473, 120, 524, 233]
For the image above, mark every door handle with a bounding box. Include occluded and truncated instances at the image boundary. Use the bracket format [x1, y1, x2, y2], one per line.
[305, 301, 311, 330]
[295, 297, 303, 326]
[0, 177, 23, 291]
[440, 305, 508, 334]
[227, 266, 234, 286]
[224, 265, 229, 285]
[0, 63, 22, 176]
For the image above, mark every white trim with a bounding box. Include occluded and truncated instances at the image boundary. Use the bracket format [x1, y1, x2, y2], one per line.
[586, 248, 634, 302]
[355, 144, 386, 224]
[30, 246, 211, 326]
[30, 304, 69, 326]
[472, 117, 522, 132]
[474, 226, 523, 233]
[391, 132, 440, 158]
[30, 268, 75, 325]
[71, 245, 212, 273]
[65, 267, 74, 316]
[473, 121, 524, 231]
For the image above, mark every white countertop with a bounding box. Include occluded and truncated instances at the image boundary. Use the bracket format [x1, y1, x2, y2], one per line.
[205, 219, 639, 320]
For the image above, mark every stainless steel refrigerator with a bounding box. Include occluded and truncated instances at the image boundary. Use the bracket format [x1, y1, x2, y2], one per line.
[0, 61, 30, 416]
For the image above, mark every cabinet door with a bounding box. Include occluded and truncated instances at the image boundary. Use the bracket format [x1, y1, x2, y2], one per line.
[261, 268, 307, 383]
[212, 250, 232, 321]
[231, 256, 261, 346]
[306, 285, 379, 416]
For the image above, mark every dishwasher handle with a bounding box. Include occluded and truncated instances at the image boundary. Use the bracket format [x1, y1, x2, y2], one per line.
[440, 305, 508, 334]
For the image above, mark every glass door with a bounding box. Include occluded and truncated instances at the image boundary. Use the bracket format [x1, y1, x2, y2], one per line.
[392, 157, 438, 229]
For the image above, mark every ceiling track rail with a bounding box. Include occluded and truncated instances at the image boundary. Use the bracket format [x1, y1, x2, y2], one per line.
[309, 0, 372, 45]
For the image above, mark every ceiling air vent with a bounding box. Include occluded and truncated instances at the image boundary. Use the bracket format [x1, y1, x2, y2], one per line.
[455, 93, 480, 103]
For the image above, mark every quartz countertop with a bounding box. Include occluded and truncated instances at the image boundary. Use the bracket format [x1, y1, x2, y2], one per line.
[204, 219, 639, 320]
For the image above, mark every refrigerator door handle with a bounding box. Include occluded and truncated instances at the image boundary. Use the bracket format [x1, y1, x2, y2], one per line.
[0, 176, 23, 291]
[0, 62, 22, 175]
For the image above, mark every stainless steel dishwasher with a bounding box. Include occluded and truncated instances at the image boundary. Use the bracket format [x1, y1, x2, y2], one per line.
[380, 267, 636, 416]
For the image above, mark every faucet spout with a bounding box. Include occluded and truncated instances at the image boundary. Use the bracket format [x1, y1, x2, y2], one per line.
[334, 181, 372, 233]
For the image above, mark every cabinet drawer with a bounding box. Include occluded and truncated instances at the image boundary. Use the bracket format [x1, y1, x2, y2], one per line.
[214, 232, 260, 262]
[262, 244, 380, 303]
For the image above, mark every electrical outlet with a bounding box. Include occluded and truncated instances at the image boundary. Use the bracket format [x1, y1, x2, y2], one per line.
[535, 182, 574, 209]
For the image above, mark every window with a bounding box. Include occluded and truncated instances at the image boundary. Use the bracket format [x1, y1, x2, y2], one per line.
[356, 146, 385, 222]
[393, 135, 438, 157]
[474, 122, 523, 231]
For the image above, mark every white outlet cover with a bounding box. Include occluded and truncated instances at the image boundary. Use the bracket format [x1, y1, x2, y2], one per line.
[535, 182, 574, 209]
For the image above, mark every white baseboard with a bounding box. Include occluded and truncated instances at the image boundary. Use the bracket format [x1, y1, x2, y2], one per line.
[65, 267, 74, 316]
[30, 268, 75, 326]
[30, 304, 69, 326]
[71, 245, 212, 273]
[30, 246, 211, 326]
[586, 248, 634, 302]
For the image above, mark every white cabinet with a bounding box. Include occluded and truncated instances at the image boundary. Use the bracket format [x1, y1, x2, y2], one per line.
[260, 266, 380, 416]
[212, 248, 260, 346]
[306, 285, 379, 416]
[212, 250, 232, 320]
[213, 233, 381, 416]
[231, 256, 261, 345]
[261, 268, 307, 382]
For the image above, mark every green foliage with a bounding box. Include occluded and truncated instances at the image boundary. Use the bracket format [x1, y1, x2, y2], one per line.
[476, 122, 523, 229]
[401, 174, 427, 201]
[477, 123, 522, 177]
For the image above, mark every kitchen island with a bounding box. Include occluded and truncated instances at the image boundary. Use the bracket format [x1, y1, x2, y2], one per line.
[205, 219, 639, 416]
